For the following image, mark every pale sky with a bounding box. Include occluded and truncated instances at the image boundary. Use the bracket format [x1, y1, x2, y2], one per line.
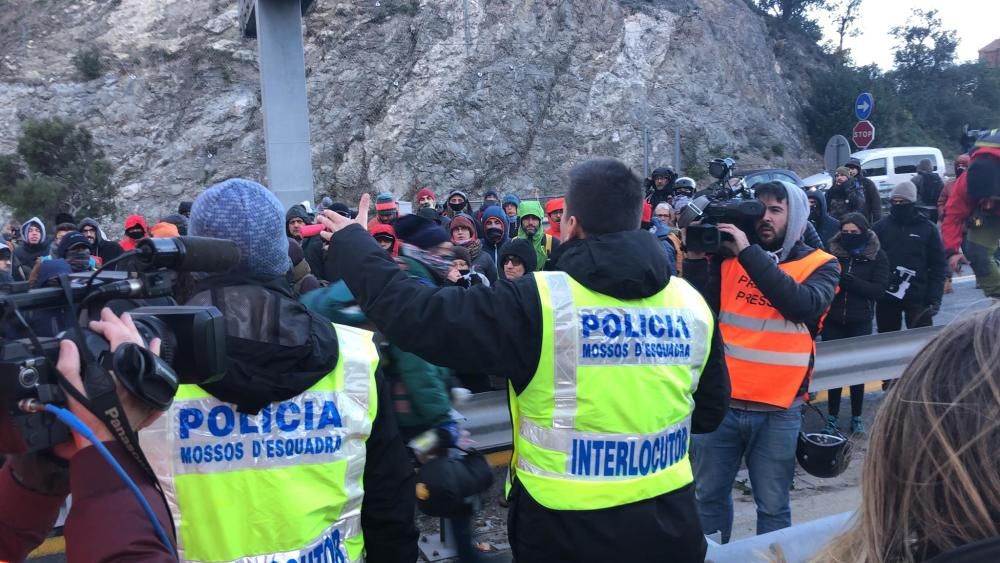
[812, 0, 1000, 70]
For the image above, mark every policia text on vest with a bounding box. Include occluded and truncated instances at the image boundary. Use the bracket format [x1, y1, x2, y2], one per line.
[509, 272, 713, 513]
[143, 324, 377, 563]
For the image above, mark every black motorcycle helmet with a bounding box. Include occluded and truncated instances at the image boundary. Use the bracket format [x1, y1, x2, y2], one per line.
[796, 432, 853, 478]
[415, 453, 494, 517]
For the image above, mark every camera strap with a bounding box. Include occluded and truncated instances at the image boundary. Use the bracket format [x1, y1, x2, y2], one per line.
[52, 276, 159, 479]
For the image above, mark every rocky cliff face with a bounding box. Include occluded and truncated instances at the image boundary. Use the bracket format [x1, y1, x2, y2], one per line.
[0, 0, 821, 223]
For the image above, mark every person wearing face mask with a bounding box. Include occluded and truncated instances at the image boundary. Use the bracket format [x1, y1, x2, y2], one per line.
[475, 190, 502, 230]
[872, 181, 945, 335]
[118, 214, 148, 252]
[52, 232, 97, 272]
[448, 214, 498, 283]
[671, 177, 696, 212]
[442, 190, 474, 219]
[480, 206, 510, 267]
[820, 213, 889, 435]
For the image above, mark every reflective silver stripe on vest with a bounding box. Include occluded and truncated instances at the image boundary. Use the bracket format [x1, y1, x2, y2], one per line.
[335, 325, 376, 517]
[517, 417, 691, 480]
[725, 343, 812, 367]
[719, 311, 810, 334]
[545, 273, 579, 429]
[182, 515, 362, 563]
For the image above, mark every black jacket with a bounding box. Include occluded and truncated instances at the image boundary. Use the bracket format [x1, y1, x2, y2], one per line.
[825, 231, 890, 325]
[330, 224, 730, 563]
[78, 218, 124, 266]
[184, 274, 418, 562]
[856, 175, 882, 224]
[807, 191, 840, 250]
[872, 212, 946, 306]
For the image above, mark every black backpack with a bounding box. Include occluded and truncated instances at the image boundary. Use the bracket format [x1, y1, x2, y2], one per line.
[918, 171, 944, 207]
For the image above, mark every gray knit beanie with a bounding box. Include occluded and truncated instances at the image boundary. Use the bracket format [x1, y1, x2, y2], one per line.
[189, 178, 291, 276]
[890, 181, 918, 203]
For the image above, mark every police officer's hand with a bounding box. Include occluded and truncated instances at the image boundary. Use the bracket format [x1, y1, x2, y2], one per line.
[55, 309, 163, 458]
[947, 253, 968, 274]
[317, 193, 371, 235]
[717, 223, 750, 255]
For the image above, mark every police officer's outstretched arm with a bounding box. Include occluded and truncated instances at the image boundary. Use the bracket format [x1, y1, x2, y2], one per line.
[319, 211, 544, 389]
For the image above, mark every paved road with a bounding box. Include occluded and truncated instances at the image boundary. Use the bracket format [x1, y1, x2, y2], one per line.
[935, 274, 992, 324]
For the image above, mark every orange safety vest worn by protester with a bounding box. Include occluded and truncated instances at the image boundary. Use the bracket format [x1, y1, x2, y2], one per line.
[719, 249, 836, 408]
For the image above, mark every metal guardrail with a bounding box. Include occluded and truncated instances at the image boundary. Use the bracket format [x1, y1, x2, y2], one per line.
[705, 511, 853, 563]
[465, 326, 944, 452]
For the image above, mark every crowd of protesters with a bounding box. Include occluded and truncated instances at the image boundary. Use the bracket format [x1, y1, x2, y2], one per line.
[1, 144, 998, 562]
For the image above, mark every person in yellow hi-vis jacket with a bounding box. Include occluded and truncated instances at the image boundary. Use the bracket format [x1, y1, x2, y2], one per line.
[318, 158, 731, 563]
[144, 179, 418, 563]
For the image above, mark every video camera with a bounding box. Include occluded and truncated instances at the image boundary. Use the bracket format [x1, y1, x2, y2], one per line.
[0, 236, 237, 453]
[677, 158, 765, 254]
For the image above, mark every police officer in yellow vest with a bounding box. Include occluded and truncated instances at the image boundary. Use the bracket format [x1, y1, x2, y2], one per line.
[143, 179, 418, 563]
[319, 159, 731, 563]
[683, 181, 840, 543]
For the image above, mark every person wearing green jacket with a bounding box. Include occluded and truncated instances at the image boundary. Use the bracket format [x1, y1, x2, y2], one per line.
[515, 200, 560, 270]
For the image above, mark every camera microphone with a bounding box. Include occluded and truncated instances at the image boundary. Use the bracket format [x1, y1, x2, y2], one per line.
[135, 237, 241, 273]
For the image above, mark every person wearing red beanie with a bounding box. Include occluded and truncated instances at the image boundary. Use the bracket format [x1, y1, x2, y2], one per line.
[416, 188, 436, 210]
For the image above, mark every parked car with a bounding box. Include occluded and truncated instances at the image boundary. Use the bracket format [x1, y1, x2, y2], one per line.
[801, 146, 946, 205]
[739, 168, 806, 189]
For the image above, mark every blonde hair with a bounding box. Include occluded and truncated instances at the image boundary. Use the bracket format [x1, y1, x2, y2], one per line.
[815, 306, 1000, 562]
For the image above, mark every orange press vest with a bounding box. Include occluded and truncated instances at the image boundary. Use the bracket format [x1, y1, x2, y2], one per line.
[719, 249, 836, 408]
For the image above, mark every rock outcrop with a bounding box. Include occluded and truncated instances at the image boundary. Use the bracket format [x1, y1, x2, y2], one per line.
[0, 0, 822, 222]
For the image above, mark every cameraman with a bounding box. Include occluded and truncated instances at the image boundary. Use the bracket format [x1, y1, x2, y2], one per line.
[682, 181, 839, 542]
[0, 309, 174, 562]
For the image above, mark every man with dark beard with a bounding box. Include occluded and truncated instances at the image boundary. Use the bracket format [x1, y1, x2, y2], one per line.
[683, 181, 839, 543]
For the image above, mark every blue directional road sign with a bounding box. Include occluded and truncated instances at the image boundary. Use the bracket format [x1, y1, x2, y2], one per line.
[855, 92, 874, 121]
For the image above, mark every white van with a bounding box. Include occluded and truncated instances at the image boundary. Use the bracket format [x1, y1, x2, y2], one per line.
[802, 146, 946, 203]
[853, 146, 946, 201]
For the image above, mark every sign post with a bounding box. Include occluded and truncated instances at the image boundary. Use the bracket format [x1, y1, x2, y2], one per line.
[855, 93, 874, 121]
[852, 120, 875, 150]
[852, 92, 875, 149]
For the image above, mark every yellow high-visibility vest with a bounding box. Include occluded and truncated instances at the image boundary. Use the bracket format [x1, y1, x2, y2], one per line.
[508, 272, 714, 511]
[143, 324, 378, 563]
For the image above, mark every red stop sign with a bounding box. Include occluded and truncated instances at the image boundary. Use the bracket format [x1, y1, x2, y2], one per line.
[852, 120, 875, 149]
